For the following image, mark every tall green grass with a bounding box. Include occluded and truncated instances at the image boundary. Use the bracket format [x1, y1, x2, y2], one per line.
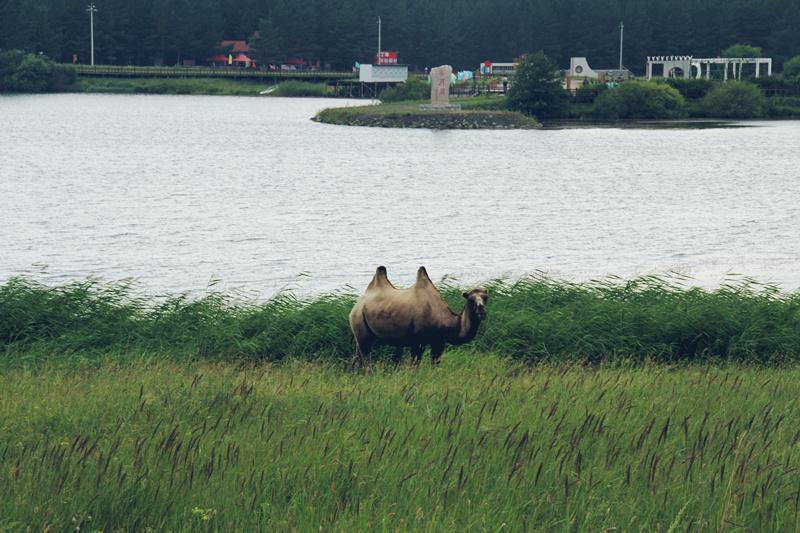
[71, 77, 270, 96]
[2, 357, 800, 530]
[2, 275, 799, 365]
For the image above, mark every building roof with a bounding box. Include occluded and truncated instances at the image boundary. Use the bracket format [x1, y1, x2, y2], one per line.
[219, 40, 251, 53]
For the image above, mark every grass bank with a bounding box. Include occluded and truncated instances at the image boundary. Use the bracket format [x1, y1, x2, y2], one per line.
[69, 77, 333, 97]
[2, 356, 799, 530]
[2, 275, 799, 366]
[314, 96, 540, 129]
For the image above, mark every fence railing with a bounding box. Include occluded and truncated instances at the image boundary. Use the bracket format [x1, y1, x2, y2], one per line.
[74, 65, 357, 81]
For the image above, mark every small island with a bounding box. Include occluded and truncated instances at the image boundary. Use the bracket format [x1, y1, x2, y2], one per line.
[313, 99, 541, 129]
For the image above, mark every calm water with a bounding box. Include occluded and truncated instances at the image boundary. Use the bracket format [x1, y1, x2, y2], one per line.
[1, 93, 799, 296]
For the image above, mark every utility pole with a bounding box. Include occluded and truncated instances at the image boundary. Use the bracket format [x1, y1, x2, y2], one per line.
[377, 16, 382, 58]
[87, 3, 98, 66]
[618, 21, 624, 70]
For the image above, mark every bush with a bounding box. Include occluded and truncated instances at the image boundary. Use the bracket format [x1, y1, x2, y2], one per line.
[573, 82, 607, 103]
[507, 51, 567, 119]
[10, 54, 52, 92]
[379, 78, 429, 102]
[0, 49, 26, 91]
[701, 81, 766, 118]
[592, 80, 687, 119]
[765, 96, 800, 119]
[783, 55, 800, 78]
[0, 49, 76, 93]
[665, 78, 716, 99]
[49, 63, 77, 91]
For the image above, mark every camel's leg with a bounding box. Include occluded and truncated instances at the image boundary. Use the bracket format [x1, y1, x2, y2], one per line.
[391, 346, 404, 366]
[355, 337, 374, 368]
[430, 342, 446, 366]
[410, 344, 423, 366]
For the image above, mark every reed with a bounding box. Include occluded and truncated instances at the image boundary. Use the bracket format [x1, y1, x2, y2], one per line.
[2, 274, 799, 366]
[1, 356, 799, 530]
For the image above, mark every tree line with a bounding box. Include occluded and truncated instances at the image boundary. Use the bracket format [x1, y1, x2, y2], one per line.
[1, 0, 799, 72]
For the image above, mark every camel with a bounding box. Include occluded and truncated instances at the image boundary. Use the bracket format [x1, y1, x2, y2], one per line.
[348, 266, 488, 365]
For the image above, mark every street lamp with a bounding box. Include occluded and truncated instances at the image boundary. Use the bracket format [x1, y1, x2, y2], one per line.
[87, 3, 98, 66]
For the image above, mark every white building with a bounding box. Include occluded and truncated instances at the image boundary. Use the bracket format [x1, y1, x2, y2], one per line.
[359, 64, 408, 83]
[565, 57, 633, 90]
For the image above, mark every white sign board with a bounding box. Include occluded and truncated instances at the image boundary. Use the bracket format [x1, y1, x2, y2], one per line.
[359, 64, 409, 83]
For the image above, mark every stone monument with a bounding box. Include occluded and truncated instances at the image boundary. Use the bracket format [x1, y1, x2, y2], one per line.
[420, 65, 461, 110]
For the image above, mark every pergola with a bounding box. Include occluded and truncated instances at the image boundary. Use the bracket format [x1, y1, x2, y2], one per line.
[646, 56, 773, 81]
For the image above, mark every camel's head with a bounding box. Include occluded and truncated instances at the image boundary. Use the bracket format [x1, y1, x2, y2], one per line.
[463, 288, 488, 320]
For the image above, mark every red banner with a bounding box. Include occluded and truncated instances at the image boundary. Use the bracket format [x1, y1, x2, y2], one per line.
[377, 51, 399, 65]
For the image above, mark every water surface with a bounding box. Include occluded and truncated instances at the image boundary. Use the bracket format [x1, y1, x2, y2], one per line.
[1, 94, 799, 296]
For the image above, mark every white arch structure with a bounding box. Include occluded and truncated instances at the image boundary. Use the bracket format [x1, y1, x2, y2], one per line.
[646, 56, 773, 81]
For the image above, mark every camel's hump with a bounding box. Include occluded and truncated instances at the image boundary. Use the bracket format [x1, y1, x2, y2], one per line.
[368, 265, 393, 289]
[416, 266, 433, 283]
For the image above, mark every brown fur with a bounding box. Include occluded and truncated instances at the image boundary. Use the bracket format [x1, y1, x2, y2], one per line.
[349, 266, 488, 365]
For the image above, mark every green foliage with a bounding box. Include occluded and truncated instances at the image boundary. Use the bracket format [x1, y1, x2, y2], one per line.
[1, 358, 800, 530]
[783, 55, 800, 78]
[72, 77, 267, 95]
[49, 62, 77, 90]
[3, 275, 800, 365]
[574, 81, 607, 103]
[0, 49, 25, 90]
[0, 49, 76, 92]
[270, 80, 329, 97]
[250, 17, 284, 65]
[701, 81, 766, 118]
[721, 43, 763, 58]
[379, 78, 429, 102]
[665, 78, 716, 99]
[592, 81, 687, 120]
[1, 1, 800, 72]
[507, 51, 567, 119]
[764, 96, 800, 118]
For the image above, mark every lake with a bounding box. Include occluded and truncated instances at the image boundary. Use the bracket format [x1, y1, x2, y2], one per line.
[1, 93, 799, 297]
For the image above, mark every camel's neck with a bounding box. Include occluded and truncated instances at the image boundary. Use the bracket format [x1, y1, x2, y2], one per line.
[447, 304, 481, 345]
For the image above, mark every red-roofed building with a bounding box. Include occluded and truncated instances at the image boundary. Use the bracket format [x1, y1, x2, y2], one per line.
[209, 38, 255, 66]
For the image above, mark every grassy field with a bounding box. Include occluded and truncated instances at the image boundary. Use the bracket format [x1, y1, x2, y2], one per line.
[2, 355, 800, 531]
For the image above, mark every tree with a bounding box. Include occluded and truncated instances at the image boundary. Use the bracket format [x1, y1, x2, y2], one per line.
[250, 17, 284, 66]
[721, 43, 763, 58]
[11, 53, 52, 92]
[701, 81, 765, 118]
[506, 51, 567, 119]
